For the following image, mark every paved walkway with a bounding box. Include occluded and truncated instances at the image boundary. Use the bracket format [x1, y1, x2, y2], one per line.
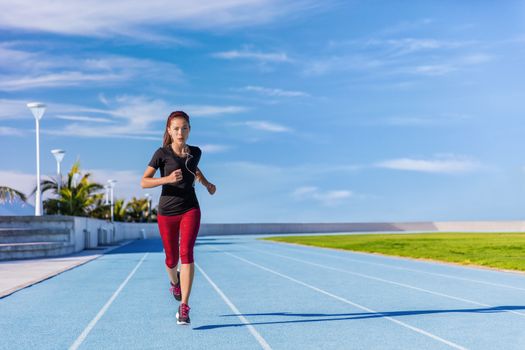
[0, 241, 134, 298]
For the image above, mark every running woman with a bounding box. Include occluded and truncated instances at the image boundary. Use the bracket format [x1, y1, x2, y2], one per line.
[141, 110, 216, 325]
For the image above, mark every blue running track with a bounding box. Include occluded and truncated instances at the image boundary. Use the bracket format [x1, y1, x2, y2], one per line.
[1, 235, 525, 349]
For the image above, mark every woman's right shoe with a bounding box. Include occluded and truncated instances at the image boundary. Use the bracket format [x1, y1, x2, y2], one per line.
[170, 271, 182, 301]
[176, 303, 191, 325]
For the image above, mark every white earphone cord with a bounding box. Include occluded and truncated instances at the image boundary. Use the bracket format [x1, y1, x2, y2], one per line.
[183, 146, 197, 185]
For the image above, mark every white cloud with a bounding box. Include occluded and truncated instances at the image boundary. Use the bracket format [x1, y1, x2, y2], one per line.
[55, 115, 113, 123]
[376, 155, 480, 174]
[305, 34, 490, 78]
[0, 99, 32, 120]
[0, 98, 107, 121]
[199, 144, 231, 153]
[329, 37, 466, 53]
[385, 116, 438, 126]
[0, 45, 183, 91]
[98, 94, 110, 106]
[0, 126, 24, 136]
[0, 1, 321, 37]
[219, 161, 285, 177]
[292, 186, 353, 206]
[460, 53, 493, 64]
[183, 105, 249, 117]
[19, 95, 248, 139]
[213, 50, 291, 62]
[365, 38, 471, 56]
[0, 170, 37, 199]
[380, 18, 435, 35]
[383, 113, 472, 126]
[387, 38, 449, 51]
[0, 71, 124, 91]
[292, 186, 318, 197]
[413, 64, 456, 76]
[241, 85, 308, 97]
[243, 121, 292, 132]
[42, 125, 160, 141]
[108, 95, 172, 128]
[302, 55, 386, 76]
[0, 45, 52, 71]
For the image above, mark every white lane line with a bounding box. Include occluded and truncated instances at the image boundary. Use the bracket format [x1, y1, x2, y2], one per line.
[260, 240, 525, 292]
[210, 247, 467, 350]
[195, 263, 272, 350]
[247, 247, 525, 319]
[69, 253, 149, 350]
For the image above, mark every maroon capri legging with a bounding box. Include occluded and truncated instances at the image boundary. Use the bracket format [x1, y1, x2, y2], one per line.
[157, 208, 201, 267]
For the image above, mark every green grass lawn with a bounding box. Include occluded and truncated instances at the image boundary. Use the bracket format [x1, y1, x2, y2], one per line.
[262, 232, 525, 272]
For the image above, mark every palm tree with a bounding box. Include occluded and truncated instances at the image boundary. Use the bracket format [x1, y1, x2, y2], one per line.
[113, 199, 129, 222]
[0, 186, 27, 204]
[35, 160, 104, 216]
[150, 206, 158, 223]
[86, 193, 110, 220]
[127, 197, 149, 222]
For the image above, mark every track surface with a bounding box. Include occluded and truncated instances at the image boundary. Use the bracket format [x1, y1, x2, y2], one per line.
[1, 235, 525, 349]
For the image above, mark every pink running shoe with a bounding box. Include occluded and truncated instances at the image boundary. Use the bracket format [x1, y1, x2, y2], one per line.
[176, 303, 191, 325]
[169, 271, 181, 301]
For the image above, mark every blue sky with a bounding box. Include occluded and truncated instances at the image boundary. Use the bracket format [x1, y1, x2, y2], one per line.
[1, 0, 525, 223]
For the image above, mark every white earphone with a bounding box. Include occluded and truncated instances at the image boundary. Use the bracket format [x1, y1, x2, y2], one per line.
[182, 145, 197, 186]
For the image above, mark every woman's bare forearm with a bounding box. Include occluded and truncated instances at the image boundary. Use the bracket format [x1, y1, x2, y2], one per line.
[141, 176, 168, 189]
[195, 168, 210, 187]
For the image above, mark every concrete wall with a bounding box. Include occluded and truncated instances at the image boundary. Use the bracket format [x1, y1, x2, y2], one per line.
[2, 216, 525, 256]
[197, 221, 525, 236]
[433, 221, 525, 232]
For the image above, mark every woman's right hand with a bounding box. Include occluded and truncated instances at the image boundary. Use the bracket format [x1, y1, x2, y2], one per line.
[165, 169, 183, 184]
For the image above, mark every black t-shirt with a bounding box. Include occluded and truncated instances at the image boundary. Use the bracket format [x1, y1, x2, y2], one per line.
[148, 145, 202, 216]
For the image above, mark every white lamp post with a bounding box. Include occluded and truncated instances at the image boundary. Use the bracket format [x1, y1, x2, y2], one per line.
[72, 172, 81, 187]
[27, 102, 46, 216]
[104, 185, 110, 205]
[103, 184, 110, 221]
[145, 193, 151, 222]
[51, 149, 65, 192]
[107, 179, 117, 222]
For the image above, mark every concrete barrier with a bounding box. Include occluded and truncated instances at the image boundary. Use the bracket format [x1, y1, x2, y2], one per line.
[1, 215, 525, 260]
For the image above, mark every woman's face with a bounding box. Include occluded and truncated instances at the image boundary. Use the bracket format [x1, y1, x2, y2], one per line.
[168, 117, 190, 146]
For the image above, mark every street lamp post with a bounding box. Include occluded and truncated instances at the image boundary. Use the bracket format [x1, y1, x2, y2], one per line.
[27, 102, 46, 216]
[51, 149, 65, 191]
[72, 172, 81, 187]
[107, 179, 117, 222]
[104, 185, 110, 205]
[103, 184, 110, 220]
[145, 193, 151, 222]
[51, 149, 65, 215]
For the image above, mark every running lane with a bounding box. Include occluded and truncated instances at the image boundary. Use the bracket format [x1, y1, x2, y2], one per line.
[1, 235, 524, 349]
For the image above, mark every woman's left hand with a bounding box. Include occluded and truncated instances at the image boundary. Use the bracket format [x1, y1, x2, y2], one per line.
[206, 183, 216, 195]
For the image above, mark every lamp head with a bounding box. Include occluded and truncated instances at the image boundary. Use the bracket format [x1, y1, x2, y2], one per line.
[51, 149, 65, 163]
[27, 102, 46, 120]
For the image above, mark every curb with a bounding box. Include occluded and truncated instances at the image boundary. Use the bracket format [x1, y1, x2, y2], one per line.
[0, 240, 137, 299]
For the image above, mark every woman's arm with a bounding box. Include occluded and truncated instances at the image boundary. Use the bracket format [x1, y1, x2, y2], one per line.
[141, 166, 182, 189]
[195, 166, 209, 186]
[195, 167, 216, 195]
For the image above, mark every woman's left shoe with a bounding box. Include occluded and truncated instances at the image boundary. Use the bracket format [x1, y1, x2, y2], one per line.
[176, 303, 191, 325]
[169, 271, 182, 301]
